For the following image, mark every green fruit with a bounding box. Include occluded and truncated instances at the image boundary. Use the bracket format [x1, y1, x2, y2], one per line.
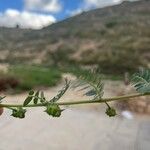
[11, 107, 26, 119]
[45, 104, 63, 117]
[105, 107, 117, 117]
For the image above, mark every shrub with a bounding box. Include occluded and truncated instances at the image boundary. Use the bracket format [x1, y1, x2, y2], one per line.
[1, 65, 61, 92]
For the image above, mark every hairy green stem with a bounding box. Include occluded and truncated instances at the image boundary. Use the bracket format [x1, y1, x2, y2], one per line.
[0, 93, 149, 108]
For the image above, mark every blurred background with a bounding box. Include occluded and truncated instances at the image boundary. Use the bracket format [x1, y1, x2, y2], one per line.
[0, 0, 150, 149]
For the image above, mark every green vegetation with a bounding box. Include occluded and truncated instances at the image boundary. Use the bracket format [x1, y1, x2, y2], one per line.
[0, 65, 61, 92]
[61, 64, 123, 81]
[105, 20, 118, 28]
[0, 64, 122, 94]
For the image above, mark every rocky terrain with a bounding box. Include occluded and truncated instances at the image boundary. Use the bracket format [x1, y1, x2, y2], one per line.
[0, 0, 149, 73]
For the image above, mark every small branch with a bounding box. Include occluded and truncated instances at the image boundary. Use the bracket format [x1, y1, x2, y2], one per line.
[0, 93, 149, 108]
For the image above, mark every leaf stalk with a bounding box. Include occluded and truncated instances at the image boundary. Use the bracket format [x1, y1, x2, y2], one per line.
[0, 93, 149, 108]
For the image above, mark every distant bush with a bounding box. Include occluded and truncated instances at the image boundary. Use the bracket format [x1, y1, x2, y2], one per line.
[46, 46, 75, 66]
[0, 76, 19, 91]
[105, 20, 118, 28]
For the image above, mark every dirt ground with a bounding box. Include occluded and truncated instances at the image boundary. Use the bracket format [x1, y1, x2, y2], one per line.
[0, 74, 150, 150]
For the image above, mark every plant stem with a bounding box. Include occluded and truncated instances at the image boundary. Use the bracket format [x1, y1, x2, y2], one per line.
[0, 93, 149, 108]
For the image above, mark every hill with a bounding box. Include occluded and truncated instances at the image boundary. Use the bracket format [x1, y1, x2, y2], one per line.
[0, 0, 150, 73]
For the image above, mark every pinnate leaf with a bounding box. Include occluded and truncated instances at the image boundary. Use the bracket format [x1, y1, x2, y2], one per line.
[132, 69, 150, 94]
[23, 90, 34, 106]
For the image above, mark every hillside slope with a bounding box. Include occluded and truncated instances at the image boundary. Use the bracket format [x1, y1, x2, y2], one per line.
[0, 0, 150, 73]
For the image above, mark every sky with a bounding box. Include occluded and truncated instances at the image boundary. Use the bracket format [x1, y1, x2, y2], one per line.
[0, 0, 127, 29]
